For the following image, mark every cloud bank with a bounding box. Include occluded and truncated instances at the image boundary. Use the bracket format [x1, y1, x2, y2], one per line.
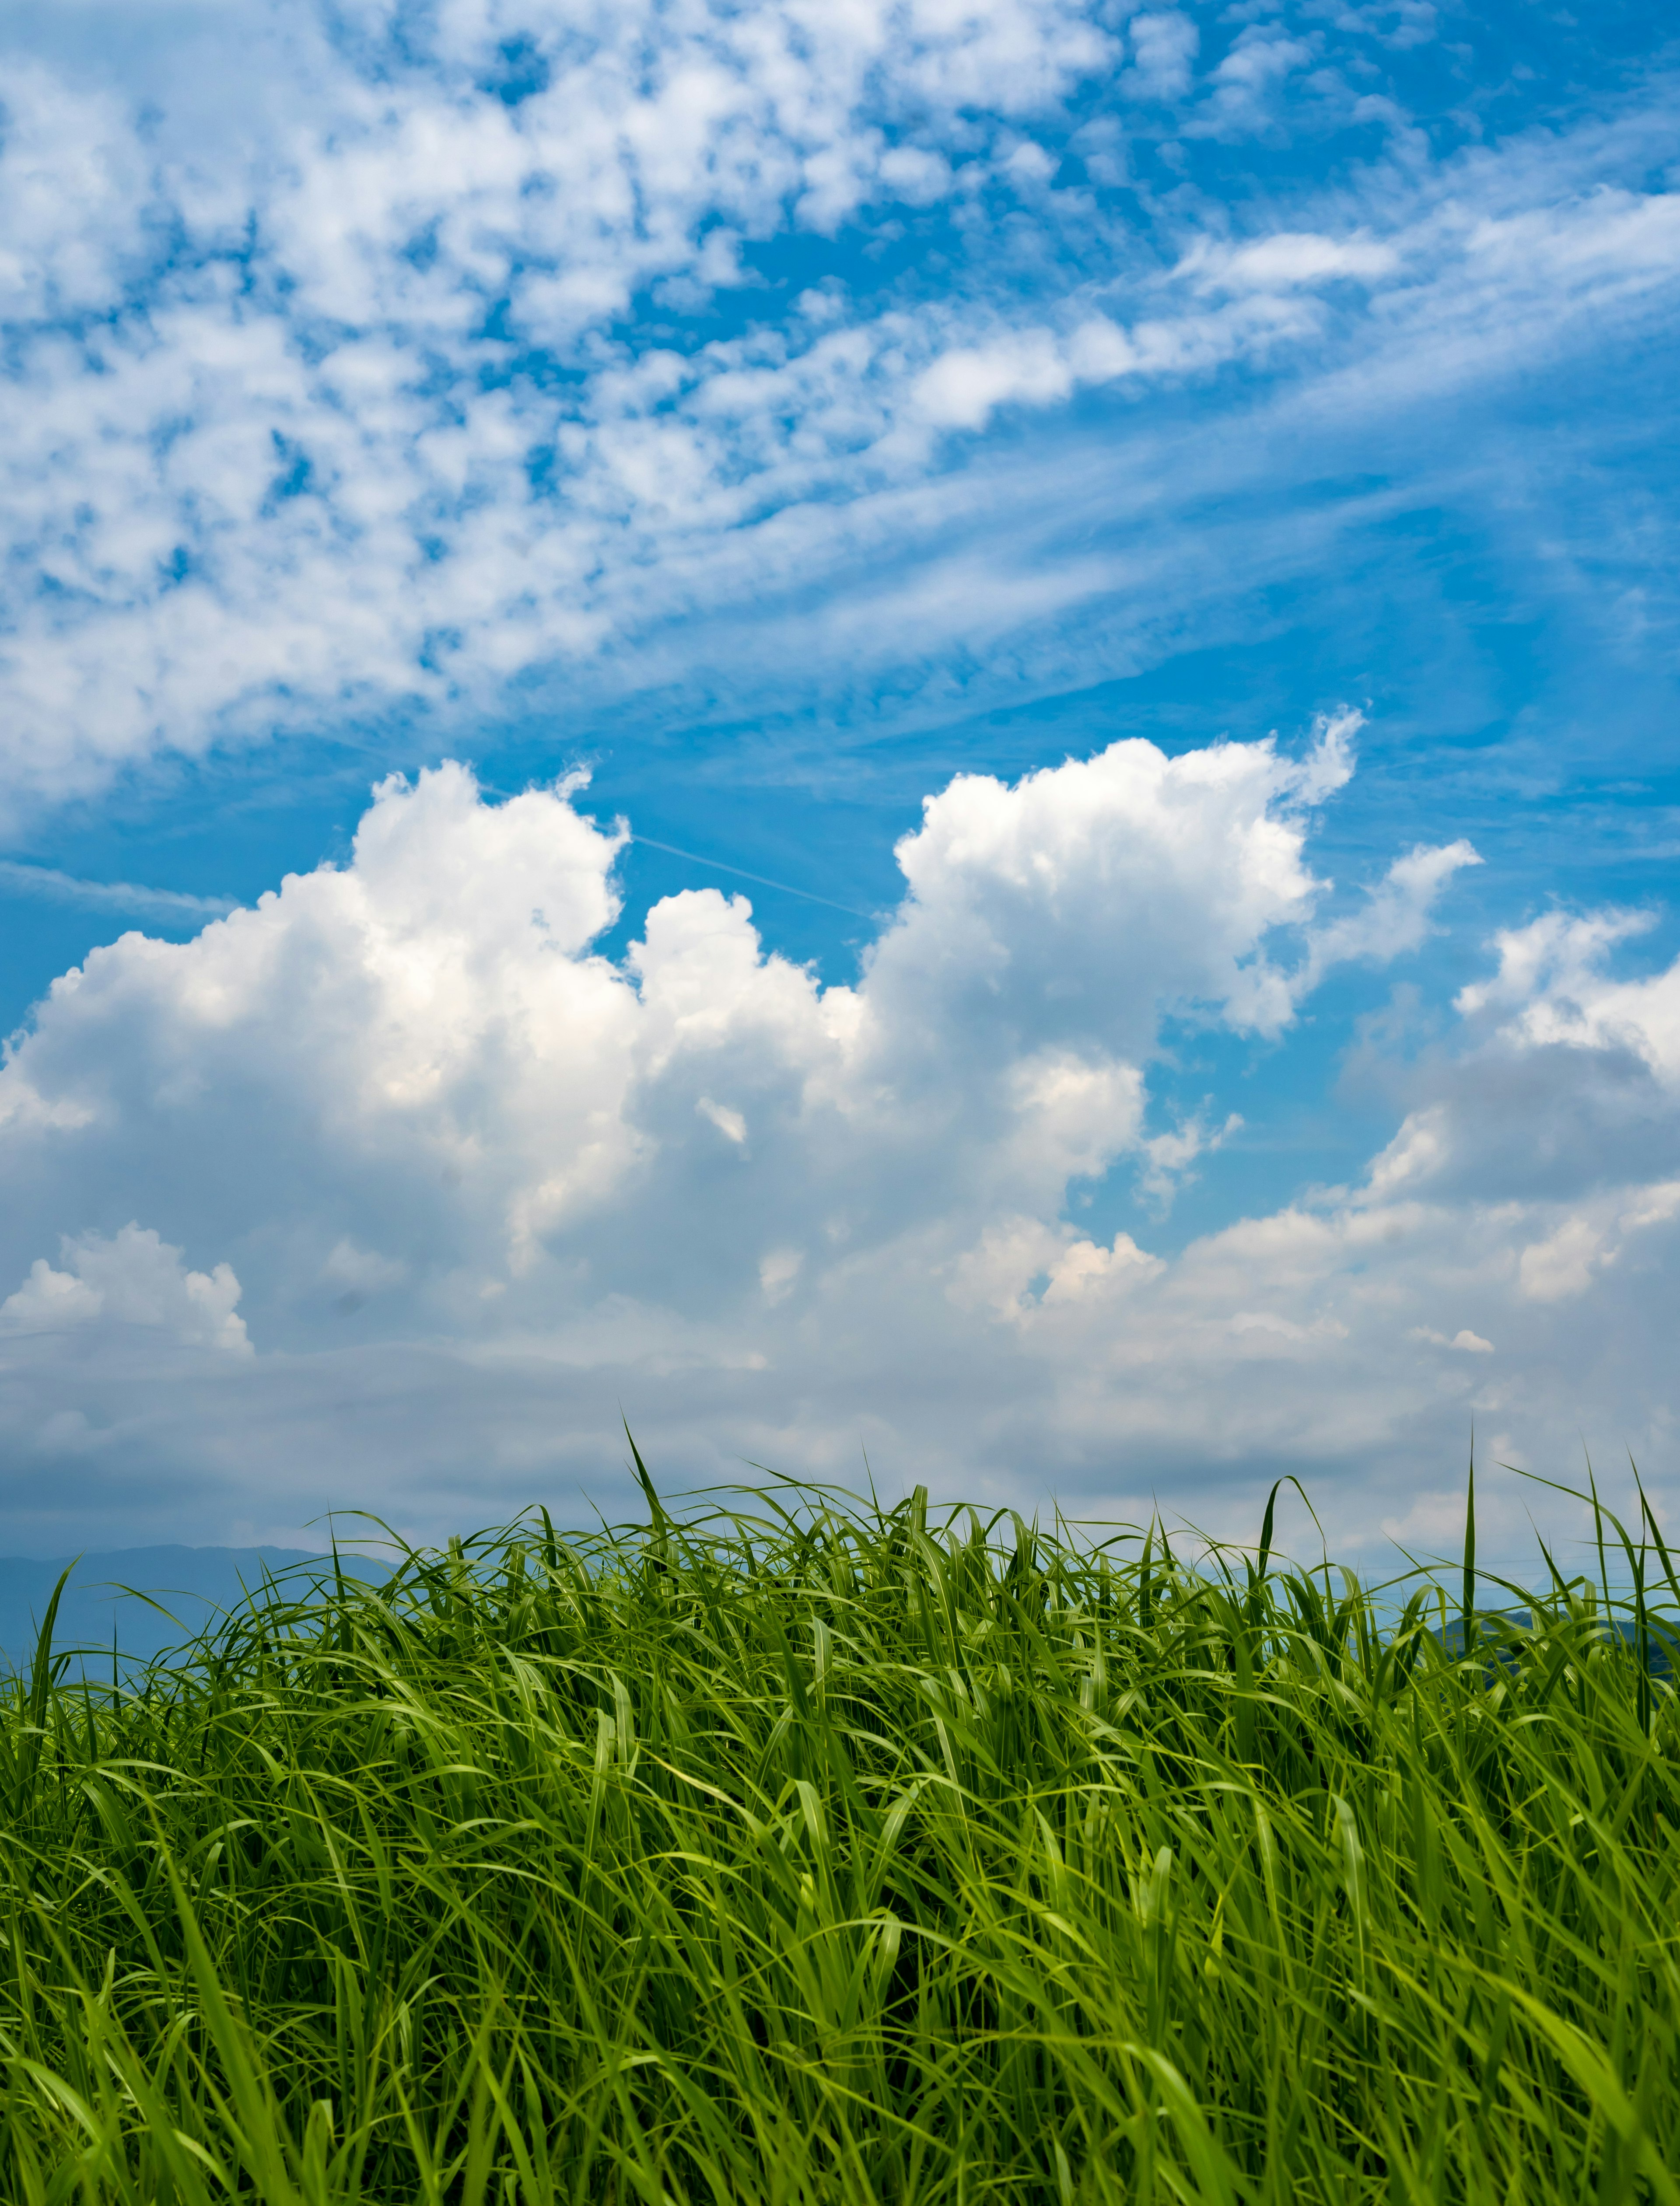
[3, 722, 1674, 1556]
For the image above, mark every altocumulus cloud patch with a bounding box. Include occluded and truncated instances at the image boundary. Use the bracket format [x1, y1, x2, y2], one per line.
[0, 1, 1677, 817]
[3, 723, 1676, 1558]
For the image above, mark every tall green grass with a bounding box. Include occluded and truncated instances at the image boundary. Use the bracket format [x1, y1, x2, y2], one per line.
[3, 1460, 1679, 2203]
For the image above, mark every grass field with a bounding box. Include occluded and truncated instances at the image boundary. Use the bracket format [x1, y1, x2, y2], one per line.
[3, 1458, 1679, 2204]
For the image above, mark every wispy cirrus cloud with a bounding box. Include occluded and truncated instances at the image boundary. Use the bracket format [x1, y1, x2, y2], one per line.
[0, 860, 234, 924]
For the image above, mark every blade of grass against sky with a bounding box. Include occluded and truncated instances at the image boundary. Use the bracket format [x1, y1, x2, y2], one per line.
[2, 1468, 1677, 2202]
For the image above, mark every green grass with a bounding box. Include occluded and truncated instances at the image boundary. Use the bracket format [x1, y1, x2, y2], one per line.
[3, 1460, 1680, 2204]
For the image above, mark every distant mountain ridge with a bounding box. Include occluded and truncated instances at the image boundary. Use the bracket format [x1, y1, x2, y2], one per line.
[0, 1545, 378, 1675]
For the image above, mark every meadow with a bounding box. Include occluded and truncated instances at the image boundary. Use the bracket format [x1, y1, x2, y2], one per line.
[1, 1456, 1677, 2204]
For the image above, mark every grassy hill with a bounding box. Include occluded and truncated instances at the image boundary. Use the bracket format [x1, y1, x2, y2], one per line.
[1, 1465, 1676, 2202]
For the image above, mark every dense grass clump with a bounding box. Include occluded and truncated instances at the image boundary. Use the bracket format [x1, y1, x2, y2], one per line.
[3, 1465, 1680, 2204]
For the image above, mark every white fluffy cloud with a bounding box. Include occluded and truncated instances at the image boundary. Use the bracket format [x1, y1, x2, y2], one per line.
[0, 1225, 250, 1356]
[1457, 909, 1680, 1077]
[7, 723, 1674, 1559]
[0, 722, 1360, 1303]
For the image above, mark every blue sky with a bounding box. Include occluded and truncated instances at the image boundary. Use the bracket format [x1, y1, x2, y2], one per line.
[0, 0, 1678, 1566]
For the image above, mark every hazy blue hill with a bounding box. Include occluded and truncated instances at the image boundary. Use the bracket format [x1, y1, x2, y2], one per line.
[1436, 1607, 1675, 1679]
[0, 1545, 381, 1676]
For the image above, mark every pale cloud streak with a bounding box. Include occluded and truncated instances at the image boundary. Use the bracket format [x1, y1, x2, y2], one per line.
[0, 860, 235, 923]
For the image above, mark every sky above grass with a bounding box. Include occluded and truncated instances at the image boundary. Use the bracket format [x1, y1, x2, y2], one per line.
[0, 0, 1678, 1567]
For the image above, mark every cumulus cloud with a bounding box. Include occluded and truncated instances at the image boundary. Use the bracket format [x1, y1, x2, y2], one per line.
[1456, 908, 1680, 1076]
[1353, 904, 1680, 1220]
[4, 728, 1673, 1559]
[0, 1224, 251, 1356]
[1407, 1325, 1493, 1353]
[0, 724, 1352, 1301]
